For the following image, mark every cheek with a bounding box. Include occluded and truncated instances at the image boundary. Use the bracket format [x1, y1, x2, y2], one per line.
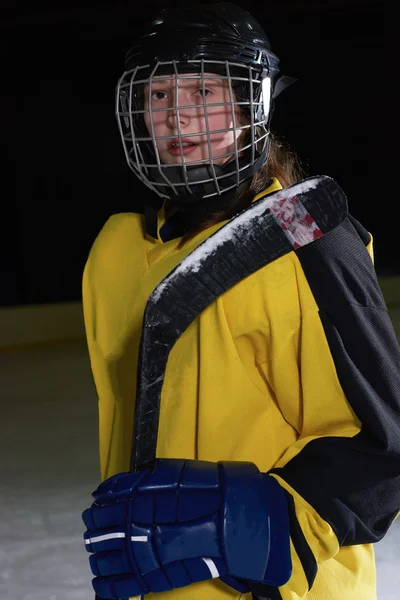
[144, 109, 165, 134]
[206, 107, 240, 141]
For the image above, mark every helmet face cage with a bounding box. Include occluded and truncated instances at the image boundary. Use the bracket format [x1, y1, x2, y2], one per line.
[115, 59, 273, 200]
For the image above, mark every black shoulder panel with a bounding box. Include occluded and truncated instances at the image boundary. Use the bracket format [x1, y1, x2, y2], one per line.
[270, 217, 400, 545]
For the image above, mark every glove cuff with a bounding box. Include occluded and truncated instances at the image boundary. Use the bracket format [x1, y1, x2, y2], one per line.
[218, 462, 291, 586]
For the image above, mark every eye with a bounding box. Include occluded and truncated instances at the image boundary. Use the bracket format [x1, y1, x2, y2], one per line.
[151, 91, 168, 101]
[195, 88, 212, 97]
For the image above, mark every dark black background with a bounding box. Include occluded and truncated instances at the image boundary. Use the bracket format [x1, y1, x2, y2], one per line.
[1, 0, 389, 307]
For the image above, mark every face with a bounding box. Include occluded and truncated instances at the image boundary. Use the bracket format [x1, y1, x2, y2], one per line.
[143, 73, 243, 166]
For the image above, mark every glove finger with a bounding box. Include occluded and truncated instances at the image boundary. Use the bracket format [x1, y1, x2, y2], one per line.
[133, 461, 185, 525]
[130, 524, 159, 575]
[140, 557, 225, 594]
[132, 460, 221, 524]
[83, 501, 129, 533]
[82, 506, 96, 530]
[91, 472, 129, 505]
[93, 574, 147, 600]
[138, 459, 186, 494]
[132, 488, 182, 524]
[93, 470, 149, 506]
[142, 568, 174, 593]
[84, 526, 127, 554]
[163, 560, 192, 588]
[183, 557, 227, 583]
[90, 550, 132, 577]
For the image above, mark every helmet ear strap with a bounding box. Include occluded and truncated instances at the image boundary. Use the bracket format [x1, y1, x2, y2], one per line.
[272, 75, 297, 99]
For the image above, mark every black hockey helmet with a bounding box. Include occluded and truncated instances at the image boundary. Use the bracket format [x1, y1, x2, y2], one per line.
[115, 2, 294, 231]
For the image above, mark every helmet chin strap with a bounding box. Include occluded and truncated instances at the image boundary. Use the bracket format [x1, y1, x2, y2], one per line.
[144, 147, 268, 238]
[151, 147, 268, 205]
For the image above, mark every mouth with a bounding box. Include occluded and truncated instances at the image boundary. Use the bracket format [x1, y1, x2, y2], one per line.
[167, 137, 200, 156]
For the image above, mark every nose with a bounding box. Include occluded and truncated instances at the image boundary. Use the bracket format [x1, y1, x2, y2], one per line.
[166, 109, 188, 130]
[166, 89, 191, 130]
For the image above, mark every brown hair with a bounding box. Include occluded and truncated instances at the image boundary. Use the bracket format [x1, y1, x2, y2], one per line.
[176, 133, 307, 248]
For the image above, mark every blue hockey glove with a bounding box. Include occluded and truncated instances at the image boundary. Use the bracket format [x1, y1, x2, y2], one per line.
[82, 459, 292, 599]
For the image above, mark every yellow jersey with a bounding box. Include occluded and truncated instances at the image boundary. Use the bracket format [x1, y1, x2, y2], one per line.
[82, 177, 400, 600]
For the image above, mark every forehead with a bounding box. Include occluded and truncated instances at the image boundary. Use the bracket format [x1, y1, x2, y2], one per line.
[144, 72, 226, 87]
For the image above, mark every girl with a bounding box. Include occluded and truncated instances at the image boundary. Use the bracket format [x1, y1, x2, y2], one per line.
[81, 3, 400, 600]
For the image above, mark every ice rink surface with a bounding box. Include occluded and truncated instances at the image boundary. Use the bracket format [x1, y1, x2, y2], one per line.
[1, 338, 399, 600]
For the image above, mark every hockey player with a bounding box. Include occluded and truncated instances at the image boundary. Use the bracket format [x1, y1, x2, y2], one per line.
[81, 3, 400, 600]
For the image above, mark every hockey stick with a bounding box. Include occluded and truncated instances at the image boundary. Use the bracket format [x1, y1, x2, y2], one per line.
[130, 175, 347, 472]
